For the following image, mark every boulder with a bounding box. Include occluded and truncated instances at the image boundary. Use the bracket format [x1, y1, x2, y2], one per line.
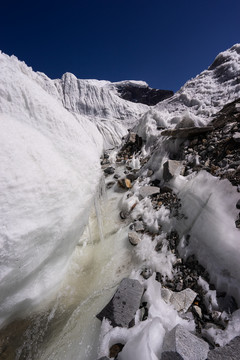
[161, 324, 209, 360]
[104, 166, 115, 175]
[139, 186, 160, 199]
[118, 178, 132, 189]
[163, 160, 183, 182]
[128, 231, 141, 246]
[96, 278, 144, 327]
[207, 336, 240, 359]
[170, 288, 197, 313]
[161, 288, 197, 313]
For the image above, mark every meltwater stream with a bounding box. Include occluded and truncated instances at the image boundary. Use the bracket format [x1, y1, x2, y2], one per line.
[12, 172, 134, 360]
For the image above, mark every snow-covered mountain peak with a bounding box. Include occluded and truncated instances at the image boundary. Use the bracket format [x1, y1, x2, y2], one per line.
[135, 43, 240, 141]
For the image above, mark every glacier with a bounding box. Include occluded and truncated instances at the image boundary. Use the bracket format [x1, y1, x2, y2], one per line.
[0, 43, 240, 360]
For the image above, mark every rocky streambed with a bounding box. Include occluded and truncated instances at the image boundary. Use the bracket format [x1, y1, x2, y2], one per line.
[96, 100, 240, 359]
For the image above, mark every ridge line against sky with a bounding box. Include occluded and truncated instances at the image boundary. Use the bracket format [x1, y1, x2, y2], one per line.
[0, 0, 239, 92]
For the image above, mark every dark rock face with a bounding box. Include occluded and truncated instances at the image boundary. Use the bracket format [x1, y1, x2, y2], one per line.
[207, 336, 240, 359]
[116, 84, 173, 106]
[161, 324, 209, 360]
[96, 278, 144, 327]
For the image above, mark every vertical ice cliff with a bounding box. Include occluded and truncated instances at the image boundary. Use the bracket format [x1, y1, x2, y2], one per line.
[53, 75, 149, 148]
[0, 52, 104, 327]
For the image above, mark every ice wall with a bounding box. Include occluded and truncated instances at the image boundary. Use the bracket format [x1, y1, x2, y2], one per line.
[53, 75, 148, 148]
[0, 52, 103, 327]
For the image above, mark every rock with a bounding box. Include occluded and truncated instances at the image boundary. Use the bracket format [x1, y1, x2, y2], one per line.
[109, 343, 124, 358]
[126, 173, 138, 182]
[128, 231, 141, 246]
[161, 324, 209, 360]
[118, 178, 132, 189]
[236, 200, 240, 209]
[222, 122, 236, 134]
[116, 83, 173, 106]
[120, 211, 129, 220]
[207, 336, 240, 359]
[97, 357, 110, 360]
[139, 185, 160, 199]
[104, 166, 115, 175]
[106, 181, 115, 189]
[170, 288, 197, 313]
[217, 294, 238, 313]
[161, 288, 197, 313]
[129, 132, 137, 143]
[114, 173, 120, 179]
[134, 220, 145, 232]
[163, 160, 183, 182]
[141, 268, 153, 279]
[96, 278, 144, 327]
[193, 305, 202, 319]
[161, 126, 214, 138]
[147, 169, 154, 177]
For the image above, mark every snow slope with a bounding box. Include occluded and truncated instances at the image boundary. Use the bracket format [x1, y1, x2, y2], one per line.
[136, 44, 240, 141]
[0, 52, 104, 327]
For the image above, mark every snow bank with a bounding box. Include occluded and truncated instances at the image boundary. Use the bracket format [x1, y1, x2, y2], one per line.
[0, 52, 103, 327]
[172, 171, 240, 304]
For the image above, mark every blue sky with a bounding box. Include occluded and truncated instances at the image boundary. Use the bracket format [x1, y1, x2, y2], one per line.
[0, 0, 239, 92]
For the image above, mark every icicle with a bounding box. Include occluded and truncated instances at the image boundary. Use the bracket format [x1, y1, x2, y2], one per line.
[94, 197, 105, 242]
[87, 223, 93, 246]
[93, 174, 106, 242]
